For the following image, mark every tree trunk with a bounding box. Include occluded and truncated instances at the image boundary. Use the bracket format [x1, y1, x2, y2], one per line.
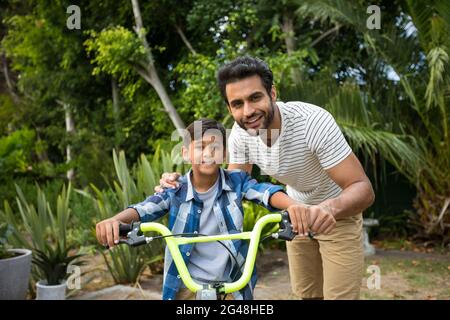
[175, 24, 197, 55]
[57, 100, 75, 181]
[281, 13, 302, 85]
[130, 0, 185, 130]
[111, 78, 121, 147]
[35, 130, 49, 162]
[311, 24, 341, 47]
[1, 53, 20, 105]
[64, 104, 75, 181]
[281, 14, 296, 54]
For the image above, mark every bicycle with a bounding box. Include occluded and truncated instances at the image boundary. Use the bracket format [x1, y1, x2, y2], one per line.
[116, 211, 314, 300]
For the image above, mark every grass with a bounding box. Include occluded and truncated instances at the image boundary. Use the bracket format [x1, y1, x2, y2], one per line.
[362, 252, 450, 300]
[372, 238, 449, 254]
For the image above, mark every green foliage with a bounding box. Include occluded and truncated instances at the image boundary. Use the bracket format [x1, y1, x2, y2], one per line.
[264, 49, 318, 87]
[0, 183, 84, 283]
[186, 0, 258, 51]
[174, 54, 225, 120]
[0, 94, 19, 135]
[33, 244, 84, 285]
[1, 2, 119, 188]
[288, 0, 450, 243]
[67, 189, 99, 247]
[0, 222, 14, 259]
[102, 245, 163, 285]
[0, 128, 60, 181]
[85, 27, 146, 81]
[174, 44, 315, 123]
[70, 129, 115, 187]
[91, 148, 187, 211]
[327, 83, 422, 182]
[376, 210, 413, 239]
[2, 12, 87, 103]
[0, 128, 35, 176]
[243, 202, 280, 250]
[121, 92, 174, 160]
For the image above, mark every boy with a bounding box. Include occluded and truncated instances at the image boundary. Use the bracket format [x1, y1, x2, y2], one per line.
[95, 118, 301, 300]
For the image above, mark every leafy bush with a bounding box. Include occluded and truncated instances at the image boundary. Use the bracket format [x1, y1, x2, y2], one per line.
[0, 128, 35, 177]
[67, 190, 98, 248]
[0, 222, 14, 259]
[33, 244, 84, 285]
[102, 245, 163, 285]
[85, 26, 147, 81]
[243, 202, 280, 250]
[0, 183, 84, 284]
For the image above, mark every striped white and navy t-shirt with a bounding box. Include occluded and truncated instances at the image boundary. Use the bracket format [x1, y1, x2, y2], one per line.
[228, 101, 353, 205]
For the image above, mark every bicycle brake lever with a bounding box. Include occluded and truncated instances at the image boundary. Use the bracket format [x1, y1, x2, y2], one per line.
[104, 222, 146, 248]
[123, 222, 147, 247]
[275, 211, 298, 241]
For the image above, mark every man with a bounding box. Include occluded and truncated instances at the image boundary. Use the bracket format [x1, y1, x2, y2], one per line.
[158, 56, 375, 299]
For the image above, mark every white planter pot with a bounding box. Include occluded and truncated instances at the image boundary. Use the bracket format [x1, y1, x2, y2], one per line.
[36, 280, 67, 300]
[0, 248, 32, 300]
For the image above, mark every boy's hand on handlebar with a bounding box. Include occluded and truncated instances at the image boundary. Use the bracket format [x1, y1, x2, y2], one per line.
[154, 172, 181, 193]
[96, 218, 121, 249]
[286, 204, 309, 237]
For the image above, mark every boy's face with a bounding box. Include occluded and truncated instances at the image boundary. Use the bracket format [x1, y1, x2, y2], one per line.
[183, 132, 225, 175]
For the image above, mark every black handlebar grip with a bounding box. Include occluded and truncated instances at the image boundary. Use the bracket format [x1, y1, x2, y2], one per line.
[119, 223, 133, 236]
[277, 211, 298, 241]
[283, 210, 291, 223]
[280, 211, 315, 240]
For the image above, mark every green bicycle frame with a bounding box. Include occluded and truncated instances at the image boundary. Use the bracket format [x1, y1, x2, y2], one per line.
[139, 213, 283, 294]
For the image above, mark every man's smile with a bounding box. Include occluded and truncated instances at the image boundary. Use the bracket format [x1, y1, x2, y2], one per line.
[244, 114, 263, 129]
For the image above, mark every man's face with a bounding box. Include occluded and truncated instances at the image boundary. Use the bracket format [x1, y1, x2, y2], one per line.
[225, 75, 276, 136]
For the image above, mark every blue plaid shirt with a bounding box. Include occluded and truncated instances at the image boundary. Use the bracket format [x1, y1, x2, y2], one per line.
[129, 168, 285, 300]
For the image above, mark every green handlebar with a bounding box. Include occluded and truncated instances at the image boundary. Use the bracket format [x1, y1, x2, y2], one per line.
[139, 213, 283, 294]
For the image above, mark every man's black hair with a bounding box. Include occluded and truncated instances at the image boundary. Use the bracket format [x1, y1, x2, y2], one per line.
[217, 56, 274, 105]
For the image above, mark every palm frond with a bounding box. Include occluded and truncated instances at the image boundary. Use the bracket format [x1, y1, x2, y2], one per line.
[405, 0, 435, 50]
[339, 122, 422, 181]
[296, 0, 366, 29]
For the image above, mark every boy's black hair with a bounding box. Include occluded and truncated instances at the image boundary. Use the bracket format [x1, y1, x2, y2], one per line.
[217, 56, 274, 105]
[184, 118, 226, 148]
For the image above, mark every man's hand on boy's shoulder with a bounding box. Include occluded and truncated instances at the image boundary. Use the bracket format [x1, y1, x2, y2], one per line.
[155, 172, 181, 193]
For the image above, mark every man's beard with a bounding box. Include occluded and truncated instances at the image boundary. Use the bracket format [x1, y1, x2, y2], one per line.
[237, 100, 275, 136]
